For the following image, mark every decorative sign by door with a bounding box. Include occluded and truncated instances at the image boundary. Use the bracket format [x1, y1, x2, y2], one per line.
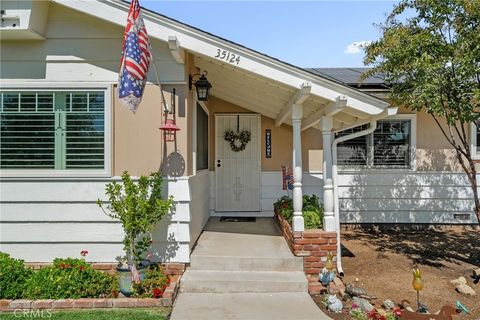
[265, 129, 272, 158]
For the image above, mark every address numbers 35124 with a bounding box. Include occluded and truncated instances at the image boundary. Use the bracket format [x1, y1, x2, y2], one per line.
[214, 49, 241, 65]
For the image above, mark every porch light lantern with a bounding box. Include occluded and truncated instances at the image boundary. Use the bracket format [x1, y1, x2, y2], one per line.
[189, 71, 212, 101]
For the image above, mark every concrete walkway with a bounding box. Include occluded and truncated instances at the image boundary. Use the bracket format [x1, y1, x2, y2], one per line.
[170, 218, 331, 320]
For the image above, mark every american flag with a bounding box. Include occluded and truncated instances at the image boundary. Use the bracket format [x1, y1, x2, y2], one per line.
[282, 165, 294, 190]
[118, 0, 152, 113]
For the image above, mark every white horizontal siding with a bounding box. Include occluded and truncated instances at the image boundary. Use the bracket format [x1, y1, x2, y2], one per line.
[338, 172, 478, 224]
[1, 3, 183, 82]
[0, 177, 192, 263]
[189, 171, 210, 246]
[261, 172, 324, 214]
[1, 223, 123, 242]
[259, 171, 478, 224]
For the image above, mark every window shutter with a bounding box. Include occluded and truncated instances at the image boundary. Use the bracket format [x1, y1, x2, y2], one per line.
[1, 93, 56, 168]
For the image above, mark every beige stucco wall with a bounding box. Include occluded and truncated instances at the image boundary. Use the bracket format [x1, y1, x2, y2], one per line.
[205, 96, 323, 172]
[397, 108, 463, 171]
[113, 84, 189, 176]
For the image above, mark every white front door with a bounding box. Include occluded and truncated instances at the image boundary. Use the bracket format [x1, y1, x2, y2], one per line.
[215, 114, 261, 212]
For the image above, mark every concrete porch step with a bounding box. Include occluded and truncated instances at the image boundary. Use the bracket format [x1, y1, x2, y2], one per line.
[189, 255, 303, 272]
[180, 269, 308, 293]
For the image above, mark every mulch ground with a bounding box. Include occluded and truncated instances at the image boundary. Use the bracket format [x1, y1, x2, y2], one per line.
[313, 226, 480, 319]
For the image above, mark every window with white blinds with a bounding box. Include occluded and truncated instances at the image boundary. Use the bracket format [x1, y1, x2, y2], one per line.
[336, 119, 412, 169]
[0, 91, 105, 170]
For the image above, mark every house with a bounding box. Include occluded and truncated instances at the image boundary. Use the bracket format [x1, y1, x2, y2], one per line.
[0, 0, 478, 265]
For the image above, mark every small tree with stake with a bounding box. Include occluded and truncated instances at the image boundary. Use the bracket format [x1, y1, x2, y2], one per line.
[364, 0, 480, 224]
[97, 171, 173, 276]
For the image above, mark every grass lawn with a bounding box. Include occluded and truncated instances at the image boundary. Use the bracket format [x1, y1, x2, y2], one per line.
[0, 308, 170, 320]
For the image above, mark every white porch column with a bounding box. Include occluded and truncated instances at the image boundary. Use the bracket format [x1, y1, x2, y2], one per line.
[292, 104, 304, 232]
[322, 116, 336, 231]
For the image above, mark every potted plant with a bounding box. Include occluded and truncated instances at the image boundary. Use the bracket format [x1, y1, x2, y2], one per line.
[97, 171, 173, 296]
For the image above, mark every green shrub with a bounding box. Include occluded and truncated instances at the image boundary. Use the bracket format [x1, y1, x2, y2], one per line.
[303, 194, 324, 229]
[303, 210, 322, 229]
[273, 194, 324, 229]
[23, 258, 115, 299]
[133, 265, 170, 298]
[273, 195, 293, 223]
[0, 252, 33, 299]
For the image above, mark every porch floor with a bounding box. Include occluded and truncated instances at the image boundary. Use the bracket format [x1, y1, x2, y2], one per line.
[170, 217, 331, 320]
[191, 217, 294, 258]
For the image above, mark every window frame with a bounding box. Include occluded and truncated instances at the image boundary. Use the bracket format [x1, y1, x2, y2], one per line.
[337, 114, 417, 171]
[0, 82, 112, 178]
[470, 122, 480, 160]
[192, 94, 210, 175]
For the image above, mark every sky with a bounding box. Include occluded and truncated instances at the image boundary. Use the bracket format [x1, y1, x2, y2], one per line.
[142, 1, 398, 68]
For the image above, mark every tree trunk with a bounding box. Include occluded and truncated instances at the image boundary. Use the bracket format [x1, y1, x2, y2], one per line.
[466, 159, 480, 224]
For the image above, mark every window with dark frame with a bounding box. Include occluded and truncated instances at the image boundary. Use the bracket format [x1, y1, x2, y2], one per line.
[196, 103, 209, 171]
[336, 119, 412, 169]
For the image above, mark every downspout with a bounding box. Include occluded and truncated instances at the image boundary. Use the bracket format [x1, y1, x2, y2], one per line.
[332, 107, 396, 276]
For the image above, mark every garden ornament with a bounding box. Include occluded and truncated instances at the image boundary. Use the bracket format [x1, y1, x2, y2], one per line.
[325, 252, 334, 271]
[412, 268, 424, 311]
[326, 294, 343, 313]
[319, 267, 335, 286]
[455, 300, 470, 314]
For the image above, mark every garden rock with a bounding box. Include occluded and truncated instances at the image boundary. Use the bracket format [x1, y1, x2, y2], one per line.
[346, 284, 368, 297]
[456, 284, 476, 296]
[383, 299, 395, 310]
[352, 297, 373, 313]
[450, 276, 467, 286]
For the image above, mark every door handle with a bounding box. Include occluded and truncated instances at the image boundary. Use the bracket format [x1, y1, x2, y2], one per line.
[216, 159, 222, 168]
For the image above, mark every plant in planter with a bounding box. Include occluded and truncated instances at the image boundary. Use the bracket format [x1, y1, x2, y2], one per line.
[132, 265, 170, 298]
[97, 171, 173, 296]
[273, 196, 293, 223]
[303, 194, 324, 229]
[22, 258, 115, 299]
[273, 194, 324, 229]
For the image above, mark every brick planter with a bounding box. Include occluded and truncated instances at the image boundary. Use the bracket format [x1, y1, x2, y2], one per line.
[275, 211, 341, 295]
[0, 264, 183, 312]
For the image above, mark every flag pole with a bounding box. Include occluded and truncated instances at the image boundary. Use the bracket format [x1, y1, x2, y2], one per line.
[151, 59, 170, 113]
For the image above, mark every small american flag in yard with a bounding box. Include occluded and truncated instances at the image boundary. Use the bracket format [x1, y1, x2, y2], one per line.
[282, 165, 293, 190]
[118, 0, 152, 113]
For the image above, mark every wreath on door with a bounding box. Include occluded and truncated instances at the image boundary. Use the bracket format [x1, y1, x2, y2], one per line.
[224, 130, 251, 152]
